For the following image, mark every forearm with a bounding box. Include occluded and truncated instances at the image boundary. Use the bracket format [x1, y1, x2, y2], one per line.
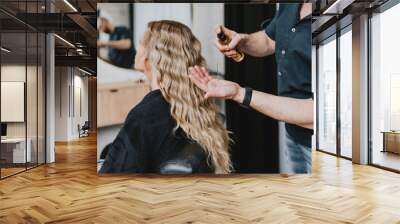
[239, 31, 275, 57]
[233, 88, 314, 129]
[105, 39, 131, 50]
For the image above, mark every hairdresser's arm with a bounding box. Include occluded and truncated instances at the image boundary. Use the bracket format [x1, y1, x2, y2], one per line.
[233, 88, 313, 129]
[237, 31, 275, 57]
[97, 39, 131, 50]
[215, 26, 275, 58]
[189, 66, 313, 129]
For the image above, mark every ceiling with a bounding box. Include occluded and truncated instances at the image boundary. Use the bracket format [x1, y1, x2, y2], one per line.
[0, 0, 98, 74]
[312, 0, 392, 43]
[4, 0, 393, 73]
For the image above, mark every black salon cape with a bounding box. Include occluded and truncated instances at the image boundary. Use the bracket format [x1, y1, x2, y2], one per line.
[99, 89, 199, 173]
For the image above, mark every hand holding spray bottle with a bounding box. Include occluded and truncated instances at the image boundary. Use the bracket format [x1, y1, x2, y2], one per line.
[216, 25, 245, 62]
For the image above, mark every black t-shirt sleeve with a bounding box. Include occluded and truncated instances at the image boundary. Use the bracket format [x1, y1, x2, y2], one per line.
[108, 27, 135, 68]
[119, 27, 132, 41]
[264, 11, 278, 41]
[99, 111, 148, 173]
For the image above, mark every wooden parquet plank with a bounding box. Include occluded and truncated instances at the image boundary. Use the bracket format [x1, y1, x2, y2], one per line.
[0, 134, 399, 223]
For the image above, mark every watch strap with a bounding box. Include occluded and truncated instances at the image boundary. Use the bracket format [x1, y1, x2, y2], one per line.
[240, 87, 252, 109]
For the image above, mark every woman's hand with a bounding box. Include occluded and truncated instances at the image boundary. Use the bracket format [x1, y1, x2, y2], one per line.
[189, 66, 244, 102]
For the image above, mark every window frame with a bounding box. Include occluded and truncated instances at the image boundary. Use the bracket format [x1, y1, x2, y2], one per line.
[315, 24, 352, 160]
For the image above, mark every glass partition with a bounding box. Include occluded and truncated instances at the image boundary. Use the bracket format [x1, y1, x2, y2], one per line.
[317, 36, 337, 154]
[1, 31, 28, 177]
[0, 1, 46, 179]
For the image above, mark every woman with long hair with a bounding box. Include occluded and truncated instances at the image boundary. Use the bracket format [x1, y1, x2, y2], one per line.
[99, 20, 232, 174]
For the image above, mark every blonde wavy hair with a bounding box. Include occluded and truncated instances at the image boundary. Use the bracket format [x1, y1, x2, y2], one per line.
[141, 20, 232, 174]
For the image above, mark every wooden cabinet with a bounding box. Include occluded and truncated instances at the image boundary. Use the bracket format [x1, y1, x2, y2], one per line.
[382, 131, 400, 154]
[97, 80, 150, 127]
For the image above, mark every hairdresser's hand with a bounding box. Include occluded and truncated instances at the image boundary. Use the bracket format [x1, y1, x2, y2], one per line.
[189, 66, 245, 102]
[214, 25, 246, 58]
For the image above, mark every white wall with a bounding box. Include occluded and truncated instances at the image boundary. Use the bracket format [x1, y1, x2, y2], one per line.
[55, 67, 69, 141]
[134, 3, 224, 74]
[54, 67, 89, 141]
[1, 66, 25, 125]
[71, 73, 89, 138]
[98, 3, 130, 27]
[134, 3, 191, 48]
[192, 3, 225, 73]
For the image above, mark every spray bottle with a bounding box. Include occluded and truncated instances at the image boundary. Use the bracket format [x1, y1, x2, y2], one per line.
[217, 27, 245, 62]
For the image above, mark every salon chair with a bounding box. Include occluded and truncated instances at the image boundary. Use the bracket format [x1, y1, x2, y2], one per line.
[78, 121, 90, 138]
[99, 141, 214, 174]
[159, 142, 213, 174]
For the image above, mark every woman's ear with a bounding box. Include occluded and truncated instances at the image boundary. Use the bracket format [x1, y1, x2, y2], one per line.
[144, 58, 151, 72]
[143, 58, 155, 83]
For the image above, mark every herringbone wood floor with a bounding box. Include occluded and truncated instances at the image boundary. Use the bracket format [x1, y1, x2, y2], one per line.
[1, 134, 400, 224]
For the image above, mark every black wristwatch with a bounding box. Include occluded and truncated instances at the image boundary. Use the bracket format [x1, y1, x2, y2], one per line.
[240, 87, 253, 109]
